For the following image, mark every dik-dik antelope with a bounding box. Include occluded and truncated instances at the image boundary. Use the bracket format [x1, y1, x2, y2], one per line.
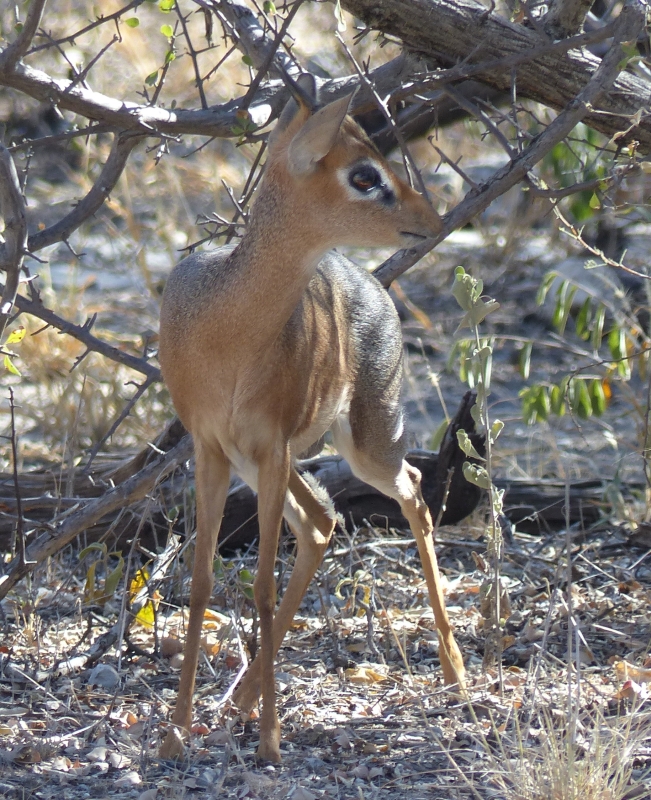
[158, 75, 465, 763]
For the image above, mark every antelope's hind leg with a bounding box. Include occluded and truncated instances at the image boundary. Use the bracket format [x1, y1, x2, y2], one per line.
[233, 468, 336, 713]
[160, 440, 230, 760]
[331, 415, 466, 688]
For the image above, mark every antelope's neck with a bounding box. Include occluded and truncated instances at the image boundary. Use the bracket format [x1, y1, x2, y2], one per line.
[214, 178, 327, 354]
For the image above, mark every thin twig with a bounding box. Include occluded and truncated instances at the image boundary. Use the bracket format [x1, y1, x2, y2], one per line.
[0, 143, 27, 343]
[240, 0, 305, 111]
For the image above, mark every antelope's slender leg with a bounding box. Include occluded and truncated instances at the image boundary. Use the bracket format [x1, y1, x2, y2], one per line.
[234, 469, 335, 712]
[393, 462, 465, 687]
[160, 441, 230, 759]
[331, 421, 465, 689]
[253, 445, 293, 763]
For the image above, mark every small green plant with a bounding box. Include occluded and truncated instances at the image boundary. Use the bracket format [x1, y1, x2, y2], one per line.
[79, 542, 124, 605]
[451, 266, 509, 674]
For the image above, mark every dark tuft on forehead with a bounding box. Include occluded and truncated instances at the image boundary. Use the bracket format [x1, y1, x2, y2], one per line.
[339, 116, 384, 160]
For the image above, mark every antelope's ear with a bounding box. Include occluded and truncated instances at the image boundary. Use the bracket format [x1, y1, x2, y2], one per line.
[270, 73, 318, 144]
[287, 90, 355, 176]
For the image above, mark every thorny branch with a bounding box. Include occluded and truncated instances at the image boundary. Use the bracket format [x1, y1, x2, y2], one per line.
[373, 0, 646, 287]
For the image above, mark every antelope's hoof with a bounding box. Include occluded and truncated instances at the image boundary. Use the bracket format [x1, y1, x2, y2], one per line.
[159, 727, 187, 760]
[256, 736, 282, 764]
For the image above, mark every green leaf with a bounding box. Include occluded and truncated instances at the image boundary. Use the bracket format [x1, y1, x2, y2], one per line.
[589, 378, 606, 416]
[569, 379, 592, 419]
[242, 54, 254, 67]
[145, 70, 159, 86]
[263, 0, 277, 13]
[125, 17, 139, 27]
[103, 557, 124, 599]
[161, 23, 173, 37]
[452, 266, 481, 312]
[429, 418, 449, 452]
[79, 542, 107, 560]
[588, 192, 601, 209]
[551, 280, 577, 335]
[608, 326, 625, 360]
[575, 297, 592, 339]
[550, 382, 566, 416]
[159, 0, 175, 11]
[591, 305, 605, 350]
[165, 49, 176, 65]
[3, 354, 20, 376]
[534, 386, 550, 422]
[456, 429, 485, 461]
[490, 419, 504, 442]
[462, 461, 491, 489]
[519, 341, 533, 380]
[536, 271, 557, 306]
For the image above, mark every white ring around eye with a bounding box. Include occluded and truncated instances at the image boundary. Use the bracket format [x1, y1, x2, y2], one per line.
[336, 161, 396, 203]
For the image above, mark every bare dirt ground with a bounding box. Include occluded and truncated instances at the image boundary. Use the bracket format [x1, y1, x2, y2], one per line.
[0, 511, 650, 799]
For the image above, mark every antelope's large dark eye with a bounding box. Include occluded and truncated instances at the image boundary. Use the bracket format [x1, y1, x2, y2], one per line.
[349, 164, 382, 193]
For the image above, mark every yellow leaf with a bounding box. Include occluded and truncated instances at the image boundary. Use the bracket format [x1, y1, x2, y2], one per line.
[3, 355, 20, 376]
[5, 326, 25, 345]
[345, 665, 387, 684]
[129, 567, 150, 598]
[135, 600, 156, 628]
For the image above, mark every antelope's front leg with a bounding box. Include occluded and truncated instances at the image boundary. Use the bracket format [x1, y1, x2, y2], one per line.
[252, 445, 290, 762]
[160, 443, 229, 759]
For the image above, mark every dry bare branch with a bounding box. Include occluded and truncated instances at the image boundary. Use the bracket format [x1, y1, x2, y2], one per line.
[342, 0, 651, 152]
[372, 0, 646, 287]
[0, 433, 193, 601]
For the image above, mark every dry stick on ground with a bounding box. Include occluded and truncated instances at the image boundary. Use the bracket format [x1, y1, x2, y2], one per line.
[372, 0, 646, 288]
[0, 434, 193, 601]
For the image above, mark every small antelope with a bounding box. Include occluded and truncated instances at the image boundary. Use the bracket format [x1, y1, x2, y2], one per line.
[158, 75, 465, 763]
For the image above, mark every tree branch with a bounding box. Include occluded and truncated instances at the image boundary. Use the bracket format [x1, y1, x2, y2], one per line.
[0, 433, 193, 601]
[341, 0, 651, 153]
[372, 0, 646, 287]
[0, 144, 28, 342]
